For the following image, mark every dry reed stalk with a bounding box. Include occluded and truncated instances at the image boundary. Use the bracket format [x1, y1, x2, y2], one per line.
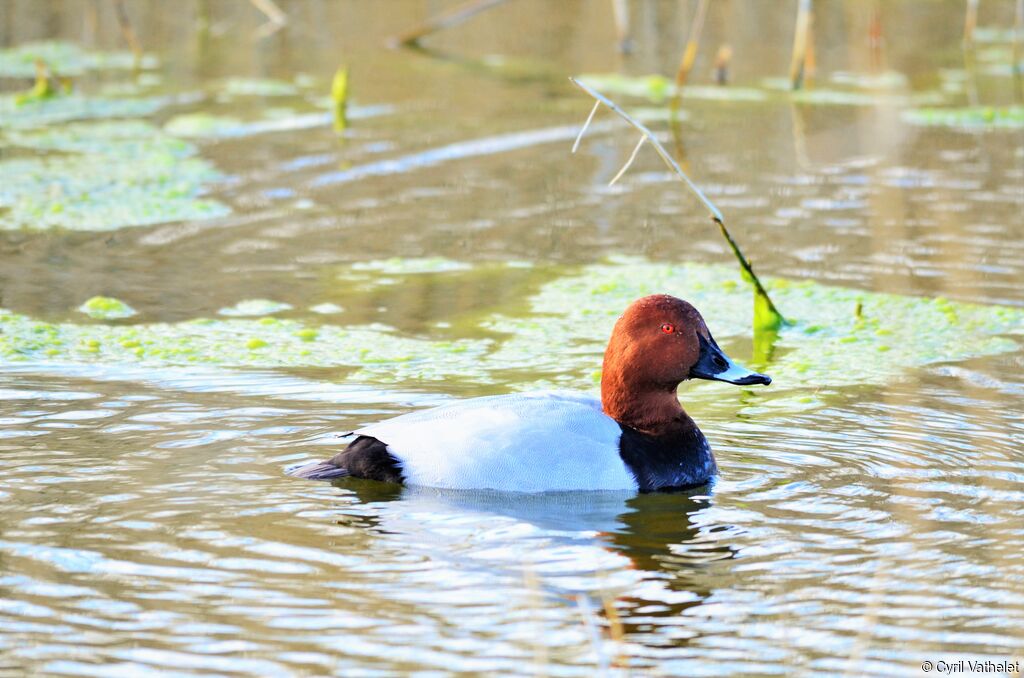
[389, 0, 509, 48]
[673, 0, 710, 93]
[789, 0, 813, 90]
[612, 0, 633, 53]
[112, 0, 142, 70]
[569, 77, 786, 328]
[575, 594, 609, 674]
[669, 0, 710, 147]
[251, 0, 287, 38]
[600, 592, 628, 669]
[963, 0, 979, 45]
[1014, 0, 1024, 79]
[713, 44, 733, 85]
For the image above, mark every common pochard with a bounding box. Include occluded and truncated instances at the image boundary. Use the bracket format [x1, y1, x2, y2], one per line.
[290, 294, 771, 492]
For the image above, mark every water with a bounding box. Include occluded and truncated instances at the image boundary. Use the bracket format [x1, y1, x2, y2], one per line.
[1, 1, 1023, 675]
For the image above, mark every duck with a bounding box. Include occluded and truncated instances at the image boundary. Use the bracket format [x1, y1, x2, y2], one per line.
[289, 294, 771, 492]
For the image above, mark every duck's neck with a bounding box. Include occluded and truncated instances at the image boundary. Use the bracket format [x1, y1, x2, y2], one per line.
[602, 368, 715, 491]
[601, 367, 691, 435]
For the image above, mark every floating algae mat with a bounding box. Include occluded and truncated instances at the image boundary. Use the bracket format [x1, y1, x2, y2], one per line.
[0, 93, 165, 129]
[163, 104, 394, 139]
[78, 296, 137, 320]
[901, 106, 1024, 130]
[0, 119, 228, 231]
[576, 74, 767, 103]
[0, 312, 493, 384]
[219, 77, 301, 97]
[480, 259, 1023, 392]
[0, 41, 157, 77]
[575, 73, 945, 107]
[218, 299, 294, 317]
[0, 261, 1020, 398]
[347, 257, 475, 275]
[163, 110, 330, 139]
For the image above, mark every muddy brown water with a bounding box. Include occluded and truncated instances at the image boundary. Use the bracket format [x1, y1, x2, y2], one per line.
[1, 1, 1022, 675]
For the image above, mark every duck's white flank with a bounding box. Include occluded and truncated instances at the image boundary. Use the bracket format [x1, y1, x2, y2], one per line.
[354, 391, 637, 492]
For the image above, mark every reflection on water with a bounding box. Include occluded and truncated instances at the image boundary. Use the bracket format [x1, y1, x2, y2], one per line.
[1, 0, 1023, 675]
[1, 358, 1022, 675]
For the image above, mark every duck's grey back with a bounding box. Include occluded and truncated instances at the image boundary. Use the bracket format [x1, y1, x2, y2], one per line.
[356, 391, 636, 492]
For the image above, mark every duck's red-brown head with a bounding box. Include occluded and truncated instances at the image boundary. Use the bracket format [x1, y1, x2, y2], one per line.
[600, 294, 770, 431]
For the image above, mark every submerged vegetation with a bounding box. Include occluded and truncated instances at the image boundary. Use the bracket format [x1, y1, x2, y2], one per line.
[78, 296, 137, 320]
[0, 40, 156, 77]
[576, 72, 949, 108]
[331, 65, 350, 133]
[1, 259, 1021, 408]
[0, 87, 164, 129]
[0, 30, 1018, 388]
[0, 41, 380, 230]
[0, 41, 224, 230]
[902, 105, 1024, 129]
[0, 120, 227, 231]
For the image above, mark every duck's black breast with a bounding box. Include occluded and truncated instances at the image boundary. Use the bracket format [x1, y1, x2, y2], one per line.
[617, 423, 717, 492]
[289, 435, 404, 483]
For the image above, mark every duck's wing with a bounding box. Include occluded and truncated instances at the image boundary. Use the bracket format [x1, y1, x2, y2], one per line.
[350, 391, 633, 492]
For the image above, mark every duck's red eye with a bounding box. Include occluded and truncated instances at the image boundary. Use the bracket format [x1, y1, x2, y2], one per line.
[661, 323, 675, 334]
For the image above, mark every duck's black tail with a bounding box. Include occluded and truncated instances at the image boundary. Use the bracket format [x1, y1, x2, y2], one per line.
[288, 436, 403, 484]
[288, 461, 351, 480]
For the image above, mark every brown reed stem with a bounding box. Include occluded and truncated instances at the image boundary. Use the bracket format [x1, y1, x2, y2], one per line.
[789, 0, 813, 90]
[251, 0, 288, 39]
[963, 0, 979, 45]
[389, 0, 509, 48]
[669, 0, 710, 150]
[112, 0, 142, 70]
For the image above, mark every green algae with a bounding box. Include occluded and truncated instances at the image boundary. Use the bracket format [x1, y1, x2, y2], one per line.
[971, 26, 1018, 43]
[0, 309, 492, 383]
[0, 93, 164, 129]
[163, 99, 395, 140]
[479, 259, 1023, 393]
[0, 261, 1020, 399]
[11, 60, 66, 105]
[0, 41, 157, 78]
[331, 67, 349, 133]
[828, 70, 909, 90]
[0, 42, 232, 232]
[158, 74, 354, 140]
[760, 77, 944, 106]
[347, 258, 474, 275]
[221, 77, 299, 97]
[576, 73, 674, 102]
[577, 74, 767, 103]
[576, 73, 945, 107]
[902, 106, 1024, 129]
[310, 303, 345, 315]
[218, 300, 294, 317]
[162, 109, 328, 139]
[0, 120, 228, 231]
[163, 112, 248, 138]
[78, 296, 136, 320]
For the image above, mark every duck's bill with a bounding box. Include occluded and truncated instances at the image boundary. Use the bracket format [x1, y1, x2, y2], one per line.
[701, 359, 772, 385]
[690, 334, 772, 386]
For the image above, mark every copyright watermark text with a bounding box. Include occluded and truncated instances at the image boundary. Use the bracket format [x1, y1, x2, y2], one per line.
[921, 659, 1020, 674]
